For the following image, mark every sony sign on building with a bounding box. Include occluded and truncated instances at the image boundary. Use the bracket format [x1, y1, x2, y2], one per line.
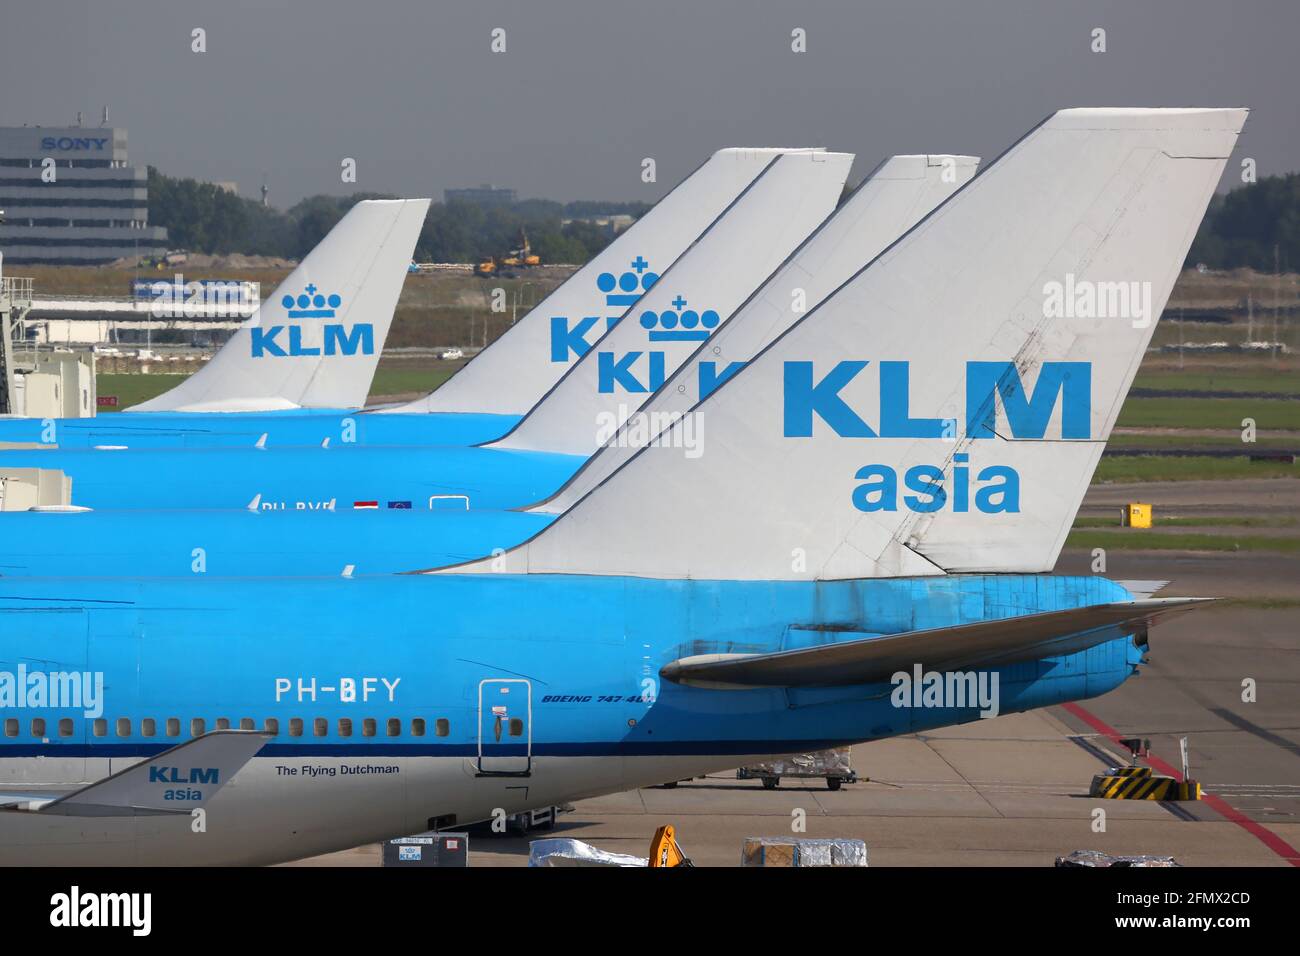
[0, 126, 167, 264]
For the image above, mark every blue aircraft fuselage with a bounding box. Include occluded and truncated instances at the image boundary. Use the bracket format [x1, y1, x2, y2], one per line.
[0, 508, 555, 577]
[0, 572, 1144, 864]
[0, 572, 1140, 764]
[0, 441, 580, 511]
[0, 409, 521, 451]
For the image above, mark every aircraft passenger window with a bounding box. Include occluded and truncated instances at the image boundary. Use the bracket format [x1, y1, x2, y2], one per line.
[116, 718, 131, 738]
[264, 718, 279, 736]
[240, 718, 254, 730]
[31, 718, 46, 737]
[362, 718, 376, 738]
[338, 718, 353, 737]
[3, 719, 16, 738]
[313, 718, 327, 737]
[166, 718, 180, 737]
[435, 718, 449, 737]
[508, 718, 524, 737]
[58, 718, 73, 738]
[411, 718, 426, 737]
[289, 718, 304, 737]
[141, 718, 156, 737]
[191, 718, 206, 737]
[92, 719, 107, 737]
[216, 718, 230, 730]
[386, 718, 401, 737]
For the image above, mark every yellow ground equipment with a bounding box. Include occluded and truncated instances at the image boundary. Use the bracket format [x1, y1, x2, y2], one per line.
[648, 824, 694, 867]
[1089, 768, 1201, 800]
[1121, 503, 1153, 528]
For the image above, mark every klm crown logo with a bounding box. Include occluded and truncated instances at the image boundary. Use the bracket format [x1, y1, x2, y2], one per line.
[253, 282, 371, 359]
[597, 256, 659, 308]
[281, 283, 343, 319]
[639, 295, 720, 342]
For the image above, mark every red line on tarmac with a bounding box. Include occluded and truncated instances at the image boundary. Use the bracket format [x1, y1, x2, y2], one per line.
[1060, 701, 1300, 867]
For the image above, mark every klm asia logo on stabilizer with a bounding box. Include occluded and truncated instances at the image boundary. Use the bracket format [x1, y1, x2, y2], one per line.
[782, 359, 1093, 515]
[252, 283, 373, 358]
[550, 256, 658, 362]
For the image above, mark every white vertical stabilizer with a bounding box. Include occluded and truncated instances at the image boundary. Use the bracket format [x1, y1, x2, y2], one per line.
[391, 149, 827, 417]
[129, 198, 429, 413]
[441, 109, 1245, 581]
[532, 154, 978, 512]
[488, 149, 853, 456]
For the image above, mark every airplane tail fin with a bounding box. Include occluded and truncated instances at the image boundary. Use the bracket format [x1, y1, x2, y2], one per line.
[531, 153, 979, 511]
[129, 198, 430, 413]
[389, 149, 829, 417]
[443, 109, 1245, 580]
[489, 149, 853, 456]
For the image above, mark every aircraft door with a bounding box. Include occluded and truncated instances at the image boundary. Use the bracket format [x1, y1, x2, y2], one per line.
[477, 679, 531, 776]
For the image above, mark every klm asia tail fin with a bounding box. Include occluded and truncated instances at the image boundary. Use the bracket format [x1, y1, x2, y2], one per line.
[532, 154, 979, 512]
[445, 108, 1245, 580]
[488, 148, 853, 455]
[129, 198, 430, 413]
[396, 148, 843, 418]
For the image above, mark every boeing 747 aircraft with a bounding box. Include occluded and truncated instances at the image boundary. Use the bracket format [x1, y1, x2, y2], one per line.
[0, 108, 1245, 866]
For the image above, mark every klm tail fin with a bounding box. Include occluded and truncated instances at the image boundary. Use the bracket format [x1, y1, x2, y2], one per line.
[129, 198, 430, 413]
[394, 148, 839, 417]
[489, 149, 853, 455]
[445, 108, 1245, 580]
[532, 154, 978, 512]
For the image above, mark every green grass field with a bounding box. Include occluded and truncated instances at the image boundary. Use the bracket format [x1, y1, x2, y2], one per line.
[1092, 455, 1298, 483]
[96, 368, 458, 411]
[1065, 529, 1300, 554]
[1072, 515, 1297, 529]
[1132, 369, 1300, 395]
[1116, 397, 1300, 431]
[1106, 432, 1298, 451]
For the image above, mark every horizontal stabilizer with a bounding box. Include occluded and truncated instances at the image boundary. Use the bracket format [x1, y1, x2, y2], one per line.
[0, 730, 269, 816]
[660, 598, 1211, 688]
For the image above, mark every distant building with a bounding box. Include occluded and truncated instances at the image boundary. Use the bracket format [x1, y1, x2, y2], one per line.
[444, 184, 517, 206]
[0, 126, 167, 265]
[562, 214, 636, 237]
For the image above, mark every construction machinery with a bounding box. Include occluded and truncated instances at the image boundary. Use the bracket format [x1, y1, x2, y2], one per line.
[648, 824, 694, 868]
[474, 228, 541, 278]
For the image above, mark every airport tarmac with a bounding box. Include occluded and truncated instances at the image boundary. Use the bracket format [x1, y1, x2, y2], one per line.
[291, 480, 1300, 868]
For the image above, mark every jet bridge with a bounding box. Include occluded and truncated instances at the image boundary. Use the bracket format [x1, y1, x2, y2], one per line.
[0, 272, 34, 415]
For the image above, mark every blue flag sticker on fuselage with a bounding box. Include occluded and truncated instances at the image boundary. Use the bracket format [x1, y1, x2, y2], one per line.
[782, 359, 1092, 515]
[252, 284, 374, 358]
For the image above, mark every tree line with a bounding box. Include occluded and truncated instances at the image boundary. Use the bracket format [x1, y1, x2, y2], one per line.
[1185, 173, 1300, 273]
[147, 166, 1300, 274]
[146, 167, 650, 264]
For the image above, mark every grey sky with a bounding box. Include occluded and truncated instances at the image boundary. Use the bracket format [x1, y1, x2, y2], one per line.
[2, 0, 1293, 206]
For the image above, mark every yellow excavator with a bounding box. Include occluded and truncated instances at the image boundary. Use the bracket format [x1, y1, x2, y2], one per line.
[474, 228, 541, 278]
